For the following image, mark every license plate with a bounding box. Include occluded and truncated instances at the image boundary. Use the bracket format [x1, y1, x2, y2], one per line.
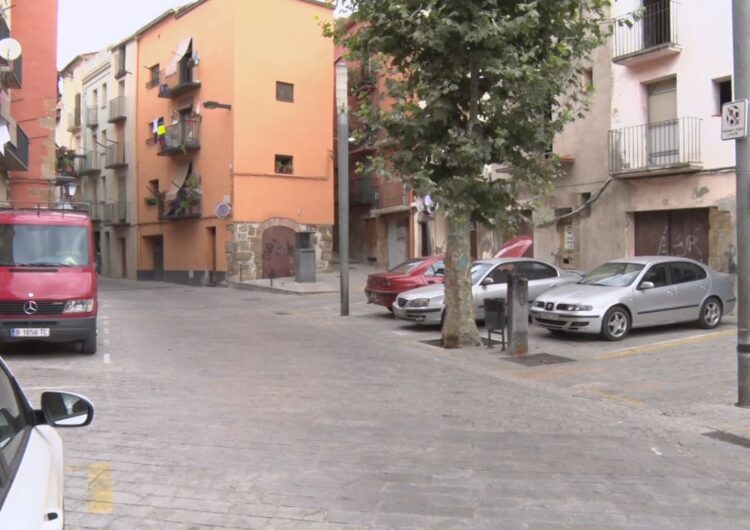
[540, 312, 560, 321]
[11, 328, 50, 337]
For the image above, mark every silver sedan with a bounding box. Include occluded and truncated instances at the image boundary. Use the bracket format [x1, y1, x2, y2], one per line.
[531, 256, 736, 340]
[393, 258, 582, 326]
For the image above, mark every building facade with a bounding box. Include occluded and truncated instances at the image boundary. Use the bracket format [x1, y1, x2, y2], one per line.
[135, 0, 334, 285]
[535, 0, 736, 274]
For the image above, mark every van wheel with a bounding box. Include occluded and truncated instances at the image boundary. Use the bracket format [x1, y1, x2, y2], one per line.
[80, 331, 97, 355]
[698, 297, 722, 329]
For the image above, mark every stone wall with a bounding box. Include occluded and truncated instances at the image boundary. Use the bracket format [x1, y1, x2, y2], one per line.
[226, 217, 333, 282]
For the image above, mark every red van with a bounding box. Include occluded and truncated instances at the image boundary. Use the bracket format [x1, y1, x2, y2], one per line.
[0, 207, 98, 354]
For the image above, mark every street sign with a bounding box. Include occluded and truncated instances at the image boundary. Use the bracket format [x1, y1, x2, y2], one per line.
[722, 99, 749, 140]
[564, 224, 574, 250]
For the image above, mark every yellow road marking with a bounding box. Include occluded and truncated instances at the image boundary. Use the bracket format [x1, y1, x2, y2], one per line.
[88, 462, 113, 514]
[586, 387, 646, 408]
[594, 329, 735, 361]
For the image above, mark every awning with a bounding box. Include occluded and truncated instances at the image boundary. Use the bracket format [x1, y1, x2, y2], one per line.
[166, 160, 192, 201]
[165, 37, 192, 77]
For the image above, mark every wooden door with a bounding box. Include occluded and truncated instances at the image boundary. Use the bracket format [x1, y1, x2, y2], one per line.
[635, 209, 709, 263]
[262, 226, 295, 279]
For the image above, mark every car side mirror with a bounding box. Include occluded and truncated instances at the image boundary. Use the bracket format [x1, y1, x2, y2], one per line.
[481, 277, 494, 286]
[639, 281, 655, 290]
[41, 391, 94, 428]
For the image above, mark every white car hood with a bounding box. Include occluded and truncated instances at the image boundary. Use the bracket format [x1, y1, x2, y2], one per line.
[398, 283, 446, 300]
[537, 282, 628, 306]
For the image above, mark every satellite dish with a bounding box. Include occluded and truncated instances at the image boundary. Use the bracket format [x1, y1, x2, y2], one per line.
[0, 38, 22, 62]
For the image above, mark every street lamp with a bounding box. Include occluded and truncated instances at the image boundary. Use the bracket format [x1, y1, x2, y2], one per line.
[335, 59, 349, 317]
[203, 100, 232, 110]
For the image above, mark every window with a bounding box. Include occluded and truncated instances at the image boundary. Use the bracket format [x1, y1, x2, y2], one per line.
[424, 260, 445, 277]
[580, 192, 592, 218]
[669, 262, 707, 284]
[276, 82, 294, 102]
[0, 364, 30, 471]
[641, 264, 669, 288]
[115, 46, 126, 77]
[275, 155, 293, 174]
[517, 261, 557, 280]
[91, 89, 98, 107]
[715, 78, 732, 114]
[101, 84, 107, 108]
[148, 64, 160, 89]
[488, 263, 515, 284]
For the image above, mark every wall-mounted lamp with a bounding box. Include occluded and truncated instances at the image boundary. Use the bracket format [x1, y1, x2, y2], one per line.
[203, 100, 231, 110]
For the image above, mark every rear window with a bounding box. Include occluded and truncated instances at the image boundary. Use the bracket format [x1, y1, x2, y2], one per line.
[0, 224, 89, 266]
[669, 262, 707, 284]
[388, 259, 423, 275]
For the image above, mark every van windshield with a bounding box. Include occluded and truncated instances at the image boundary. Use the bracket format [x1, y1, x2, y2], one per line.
[0, 224, 89, 267]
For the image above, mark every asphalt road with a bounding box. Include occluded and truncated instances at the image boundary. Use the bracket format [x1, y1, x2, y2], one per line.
[5, 277, 750, 529]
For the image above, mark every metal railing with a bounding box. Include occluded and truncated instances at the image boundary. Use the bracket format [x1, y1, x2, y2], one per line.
[104, 201, 129, 225]
[158, 117, 201, 155]
[5, 123, 28, 171]
[0, 54, 22, 89]
[350, 175, 377, 206]
[613, 0, 679, 60]
[108, 96, 127, 122]
[67, 111, 81, 132]
[157, 191, 201, 220]
[80, 151, 100, 174]
[608, 117, 701, 174]
[85, 106, 98, 128]
[157, 62, 200, 98]
[105, 143, 127, 168]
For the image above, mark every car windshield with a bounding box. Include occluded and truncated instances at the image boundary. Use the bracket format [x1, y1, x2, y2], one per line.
[388, 259, 424, 275]
[471, 262, 494, 285]
[580, 262, 645, 287]
[0, 224, 89, 267]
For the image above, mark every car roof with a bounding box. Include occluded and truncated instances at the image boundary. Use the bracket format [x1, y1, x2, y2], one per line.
[604, 256, 703, 266]
[474, 257, 548, 266]
[0, 210, 90, 226]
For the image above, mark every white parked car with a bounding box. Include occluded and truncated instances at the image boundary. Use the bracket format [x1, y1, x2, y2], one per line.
[0, 356, 93, 529]
[531, 256, 736, 340]
[393, 258, 582, 325]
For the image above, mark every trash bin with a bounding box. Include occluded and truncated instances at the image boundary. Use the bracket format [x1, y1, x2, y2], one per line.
[485, 298, 506, 350]
[295, 231, 316, 282]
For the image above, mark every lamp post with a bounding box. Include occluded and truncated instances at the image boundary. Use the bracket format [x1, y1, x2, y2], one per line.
[203, 100, 232, 110]
[336, 59, 350, 316]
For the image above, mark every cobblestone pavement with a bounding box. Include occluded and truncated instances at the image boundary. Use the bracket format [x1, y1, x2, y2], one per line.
[4, 275, 750, 529]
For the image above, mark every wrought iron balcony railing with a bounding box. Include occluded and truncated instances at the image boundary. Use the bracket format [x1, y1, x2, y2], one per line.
[157, 117, 201, 156]
[157, 191, 201, 220]
[612, 0, 680, 64]
[608, 117, 702, 176]
[104, 201, 129, 225]
[4, 123, 28, 171]
[350, 175, 377, 206]
[80, 152, 100, 175]
[104, 144, 127, 169]
[157, 63, 200, 99]
[85, 106, 98, 128]
[108, 96, 127, 123]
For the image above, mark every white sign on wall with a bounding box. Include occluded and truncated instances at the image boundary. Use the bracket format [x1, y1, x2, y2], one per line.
[564, 224, 574, 251]
[722, 99, 749, 140]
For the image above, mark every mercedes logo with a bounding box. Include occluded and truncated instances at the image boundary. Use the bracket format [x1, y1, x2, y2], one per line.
[23, 301, 38, 315]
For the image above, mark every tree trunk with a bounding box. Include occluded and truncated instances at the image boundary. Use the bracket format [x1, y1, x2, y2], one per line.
[442, 212, 481, 348]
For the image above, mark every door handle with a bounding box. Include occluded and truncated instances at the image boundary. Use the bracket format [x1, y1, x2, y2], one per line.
[667, 289, 675, 295]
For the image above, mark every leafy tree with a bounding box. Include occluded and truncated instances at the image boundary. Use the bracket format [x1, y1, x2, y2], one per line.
[328, 1, 614, 348]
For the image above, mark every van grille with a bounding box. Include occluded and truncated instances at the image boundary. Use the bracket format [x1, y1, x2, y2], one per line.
[0, 301, 65, 316]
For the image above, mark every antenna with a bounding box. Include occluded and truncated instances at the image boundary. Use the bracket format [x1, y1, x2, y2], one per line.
[0, 38, 22, 63]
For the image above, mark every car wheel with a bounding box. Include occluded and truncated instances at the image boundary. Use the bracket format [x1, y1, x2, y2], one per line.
[80, 330, 97, 355]
[600, 306, 630, 341]
[698, 297, 723, 329]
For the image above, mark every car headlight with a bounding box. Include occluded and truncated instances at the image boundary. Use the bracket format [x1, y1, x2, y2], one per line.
[409, 298, 430, 308]
[558, 303, 592, 311]
[63, 299, 95, 313]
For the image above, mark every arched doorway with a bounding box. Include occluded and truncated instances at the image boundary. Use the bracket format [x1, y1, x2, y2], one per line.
[261, 226, 295, 278]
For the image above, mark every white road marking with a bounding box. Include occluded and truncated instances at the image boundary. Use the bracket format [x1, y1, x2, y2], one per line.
[103, 353, 111, 364]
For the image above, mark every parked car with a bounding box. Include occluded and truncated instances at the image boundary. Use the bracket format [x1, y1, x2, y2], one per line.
[0, 356, 93, 528]
[531, 256, 736, 341]
[365, 255, 445, 311]
[494, 235, 533, 258]
[393, 258, 582, 325]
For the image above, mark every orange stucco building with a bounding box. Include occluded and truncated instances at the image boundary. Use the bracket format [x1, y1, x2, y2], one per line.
[135, 0, 333, 284]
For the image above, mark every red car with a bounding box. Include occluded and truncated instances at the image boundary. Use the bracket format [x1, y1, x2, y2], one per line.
[494, 235, 533, 258]
[365, 255, 445, 310]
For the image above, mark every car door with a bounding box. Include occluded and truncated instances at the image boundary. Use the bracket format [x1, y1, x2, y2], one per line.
[668, 261, 709, 322]
[0, 362, 63, 530]
[514, 260, 562, 301]
[631, 263, 675, 327]
[475, 263, 515, 320]
[422, 260, 445, 286]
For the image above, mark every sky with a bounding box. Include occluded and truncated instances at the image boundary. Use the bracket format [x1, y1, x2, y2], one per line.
[57, 0, 190, 69]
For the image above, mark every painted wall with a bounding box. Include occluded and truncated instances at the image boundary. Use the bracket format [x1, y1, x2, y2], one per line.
[232, 0, 334, 225]
[8, 0, 58, 203]
[135, 0, 234, 278]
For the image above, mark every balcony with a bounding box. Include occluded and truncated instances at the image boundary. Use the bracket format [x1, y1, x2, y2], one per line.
[612, 1, 680, 65]
[80, 152, 100, 175]
[3, 123, 28, 171]
[157, 117, 201, 156]
[157, 191, 201, 221]
[375, 180, 409, 210]
[88, 201, 108, 223]
[609, 117, 702, 177]
[104, 201, 129, 225]
[0, 54, 22, 89]
[67, 111, 81, 132]
[104, 143, 127, 169]
[350, 175, 377, 206]
[107, 96, 127, 123]
[157, 63, 200, 99]
[85, 106, 98, 128]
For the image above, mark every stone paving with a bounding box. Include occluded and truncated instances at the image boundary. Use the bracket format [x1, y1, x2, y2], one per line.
[4, 272, 750, 529]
